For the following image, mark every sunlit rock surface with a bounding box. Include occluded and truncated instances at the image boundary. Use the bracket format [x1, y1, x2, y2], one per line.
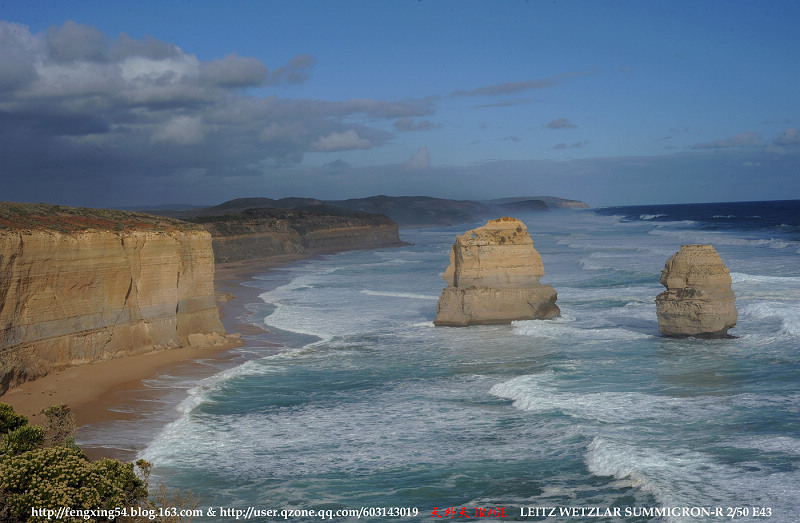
[434, 217, 560, 326]
[0, 203, 224, 393]
[655, 244, 737, 338]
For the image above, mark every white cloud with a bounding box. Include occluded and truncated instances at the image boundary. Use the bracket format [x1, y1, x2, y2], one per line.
[0, 19, 460, 209]
[268, 53, 316, 85]
[311, 130, 372, 152]
[394, 118, 440, 132]
[152, 116, 206, 144]
[119, 54, 199, 83]
[200, 52, 268, 88]
[553, 140, 588, 150]
[0, 20, 433, 187]
[691, 131, 761, 149]
[403, 146, 430, 170]
[545, 118, 577, 129]
[774, 128, 800, 146]
[0, 21, 41, 91]
[451, 70, 595, 97]
[46, 20, 106, 62]
[258, 121, 307, 143]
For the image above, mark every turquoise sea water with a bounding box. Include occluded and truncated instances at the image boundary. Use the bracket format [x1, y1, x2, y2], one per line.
[82, 201, 800, 522]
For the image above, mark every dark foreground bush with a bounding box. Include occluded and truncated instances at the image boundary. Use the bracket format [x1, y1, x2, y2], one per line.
[0, 403, 150, 523]
[0, 446, 146, 520]
[0, 404, 27, 434]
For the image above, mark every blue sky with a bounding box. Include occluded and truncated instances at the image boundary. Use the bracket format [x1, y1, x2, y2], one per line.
[1, 1, 798, 208]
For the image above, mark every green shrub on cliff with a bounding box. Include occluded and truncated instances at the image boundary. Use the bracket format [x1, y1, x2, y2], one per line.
[0, 446, 146, 520]
[0, 403, 147, 522]
[0, 404, 28, 434]
[2, 424, 44, 455]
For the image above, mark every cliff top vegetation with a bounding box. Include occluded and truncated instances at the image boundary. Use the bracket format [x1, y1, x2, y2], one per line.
[193, 206, 396, 237]
[0, 403, 151, 522]
[0, 202, 202, 234]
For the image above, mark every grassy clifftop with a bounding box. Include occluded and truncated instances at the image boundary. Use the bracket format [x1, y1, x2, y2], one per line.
[0, 202, 203, 233]
[191, 206, 396, 237]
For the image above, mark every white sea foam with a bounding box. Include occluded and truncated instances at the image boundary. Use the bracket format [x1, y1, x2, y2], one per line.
[556, 285, 658, 302]
[654, 219, 697, 228]
[513, 318, 652, 342]
[490, 373, 723, 423]
[585, 437, 799, 522]
[731, 272, 800, 285]
[618, 301, 658, 321]
[137, 208, 800, 519]
[360, 289, 439, 300]
[175, 356, 294, 414]
[728, 435, 800, 455]
[740, 302, 800, 336]
[649, 228, 798, 250]
[585, 438, 719, 516]
[640, 213, 667, 220]
[488, 369, 800, 520]
[488, 369, 800, 521]
[261, 303, 339, 342]
[578, 258, 607, 270]
[142, 373, 557, 485]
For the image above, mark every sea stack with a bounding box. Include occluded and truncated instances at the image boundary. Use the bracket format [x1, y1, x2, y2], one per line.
[655, 244, 737, 338]
[434, 217, 560, 326]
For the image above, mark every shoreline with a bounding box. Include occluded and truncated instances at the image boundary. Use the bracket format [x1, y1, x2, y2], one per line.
[0, 253, 309, 461]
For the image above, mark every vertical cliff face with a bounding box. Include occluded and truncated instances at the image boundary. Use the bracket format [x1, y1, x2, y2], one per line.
[435, 217, 560, 326]
[198, 209, 406, 264]
[0, 220, 223, 393]
[655, 244, 737, 338]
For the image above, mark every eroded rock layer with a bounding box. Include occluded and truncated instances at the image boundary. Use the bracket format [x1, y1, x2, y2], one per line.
[198, 209, 405, 263]
[655, 244, 737, 337]
[434, 217, 560, 326]
[0, 222, 224, 393]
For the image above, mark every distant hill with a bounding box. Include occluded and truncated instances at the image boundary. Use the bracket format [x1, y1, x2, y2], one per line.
[328, 196, 488, 226]
[147, 194, 589, 227]
[482, 196, 590, 209]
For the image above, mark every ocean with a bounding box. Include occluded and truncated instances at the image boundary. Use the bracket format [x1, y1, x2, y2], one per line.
[80, 200, 800, 522]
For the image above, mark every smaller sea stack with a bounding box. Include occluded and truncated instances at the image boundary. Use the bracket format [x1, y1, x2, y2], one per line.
[434, 217, 560, 326]
[655, 244, 737, 338]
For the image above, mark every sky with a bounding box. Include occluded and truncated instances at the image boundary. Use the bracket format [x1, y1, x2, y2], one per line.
[0, 0, 798, 208]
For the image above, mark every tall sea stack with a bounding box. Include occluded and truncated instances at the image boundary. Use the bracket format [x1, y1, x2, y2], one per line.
[655, 244, 737, 338]
[434, 217, 560, 326]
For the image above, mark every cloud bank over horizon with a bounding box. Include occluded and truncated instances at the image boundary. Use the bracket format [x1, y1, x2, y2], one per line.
[0, 2, 798, 208]
[0, 20, 435, 193]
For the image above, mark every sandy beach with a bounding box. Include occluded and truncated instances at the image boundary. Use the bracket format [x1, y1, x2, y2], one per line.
[0, 253, 307, 460]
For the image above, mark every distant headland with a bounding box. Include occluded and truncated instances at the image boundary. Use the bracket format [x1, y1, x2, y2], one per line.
[144, 194, 590, 227]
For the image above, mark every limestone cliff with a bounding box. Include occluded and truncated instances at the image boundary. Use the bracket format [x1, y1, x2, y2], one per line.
[197, 208, 406, 264]
[434, 217, 560, 326]
[655, 244, 737, 338]
[0, 203, 224, 393]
